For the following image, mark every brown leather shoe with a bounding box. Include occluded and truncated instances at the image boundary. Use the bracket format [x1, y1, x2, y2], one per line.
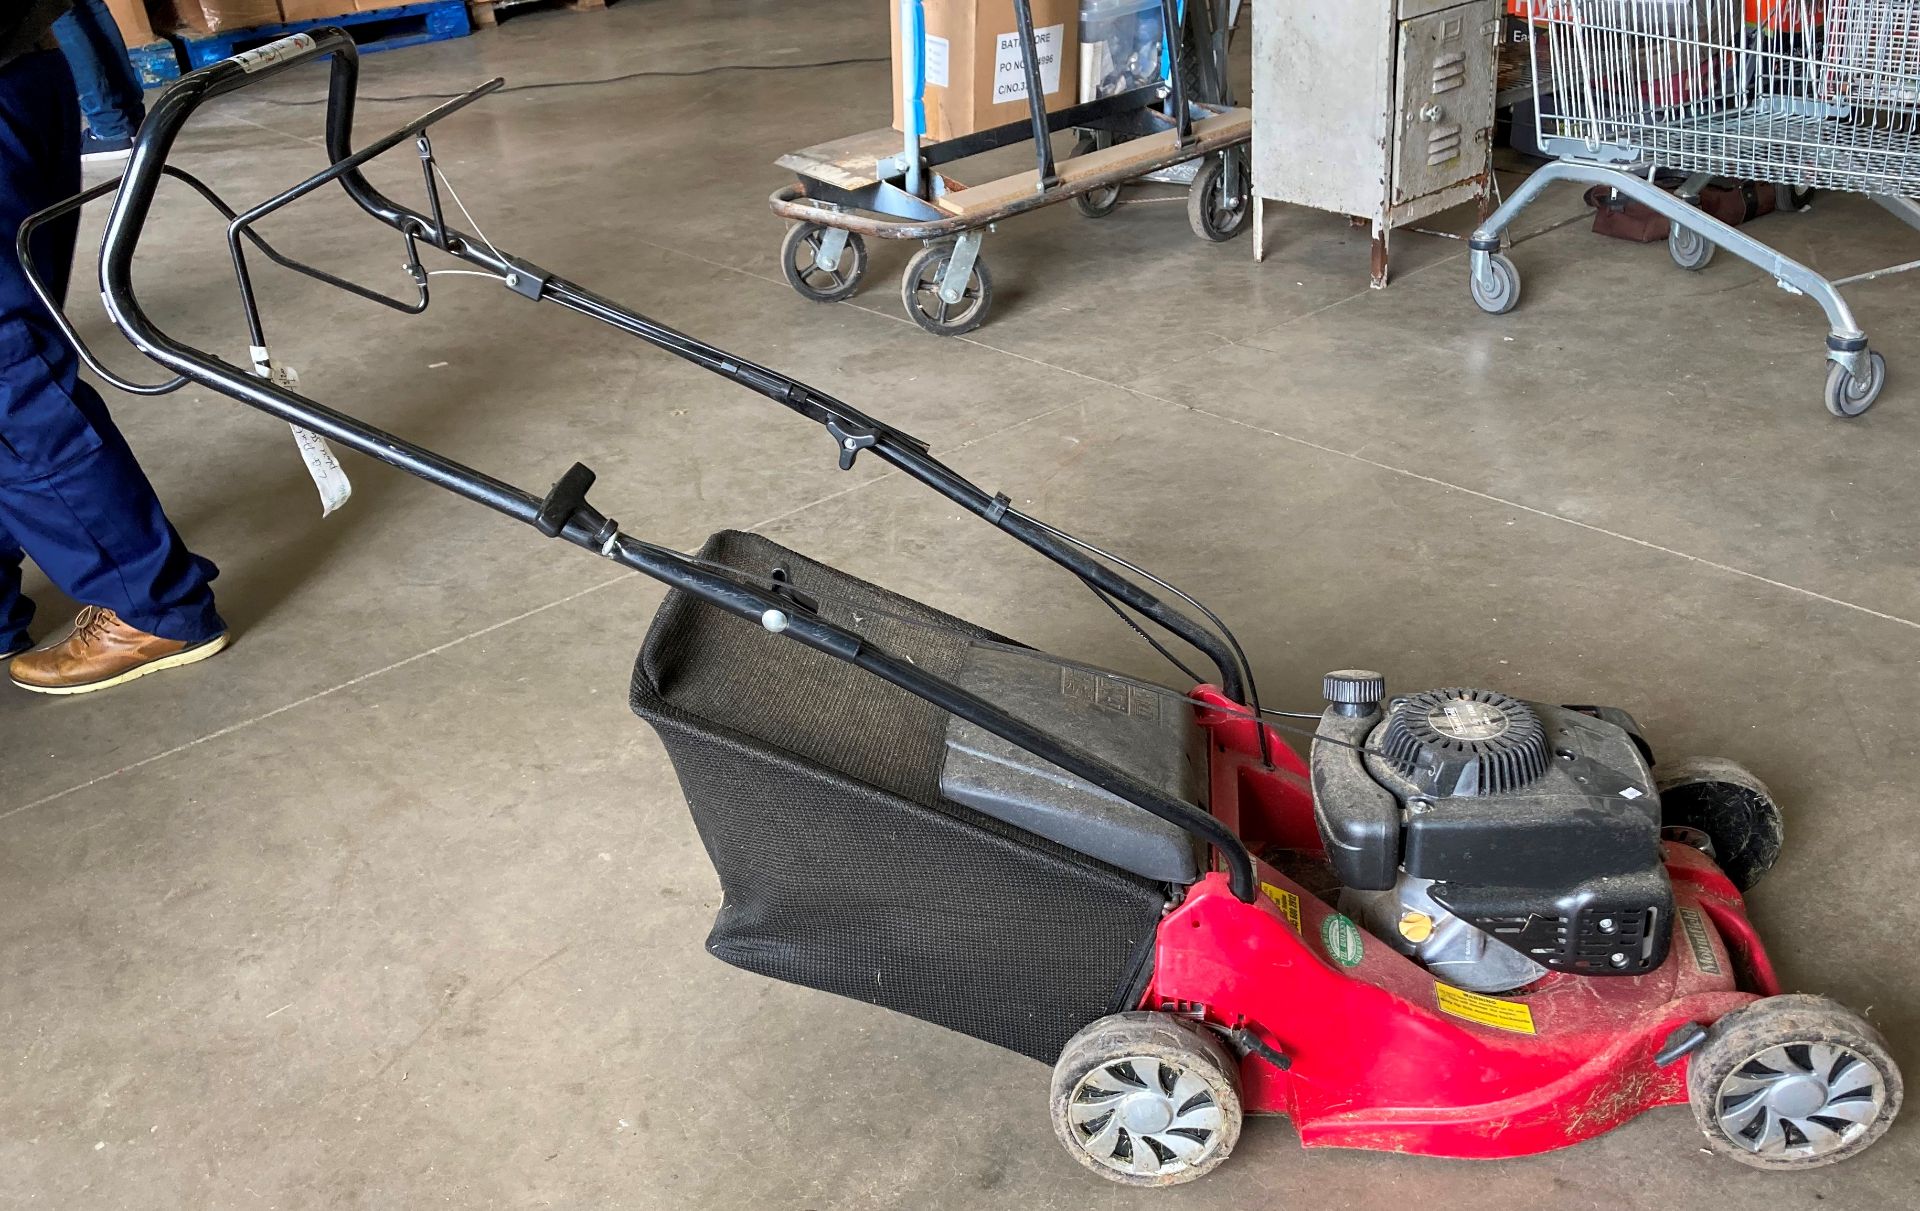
[9, 606, 229, 696]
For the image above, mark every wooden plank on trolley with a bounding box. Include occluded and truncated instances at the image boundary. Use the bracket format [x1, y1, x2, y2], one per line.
[777, 128, 919, 192]
[930, 111, 1251, 219]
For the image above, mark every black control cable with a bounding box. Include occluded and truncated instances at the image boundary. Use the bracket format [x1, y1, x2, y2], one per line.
[258, 56, 890, 106]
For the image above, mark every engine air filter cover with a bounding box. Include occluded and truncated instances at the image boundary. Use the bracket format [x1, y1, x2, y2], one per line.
[1379, 688, 1550, 797]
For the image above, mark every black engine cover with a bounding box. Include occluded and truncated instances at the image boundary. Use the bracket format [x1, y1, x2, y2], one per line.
[1313, 684, 1673, 977]
[1385, 698, 1658, 887]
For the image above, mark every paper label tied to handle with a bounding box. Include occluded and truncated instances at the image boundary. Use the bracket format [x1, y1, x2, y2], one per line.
[250, 348, 351, 517]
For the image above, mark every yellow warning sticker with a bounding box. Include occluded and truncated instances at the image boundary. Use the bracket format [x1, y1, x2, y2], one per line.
[1260, 882, 1303, 933]
[1434, 983, 1537, 1035]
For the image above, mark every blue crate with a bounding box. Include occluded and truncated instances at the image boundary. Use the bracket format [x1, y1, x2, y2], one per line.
[128, 40, 184, 89]
[174, 1, 472, 73]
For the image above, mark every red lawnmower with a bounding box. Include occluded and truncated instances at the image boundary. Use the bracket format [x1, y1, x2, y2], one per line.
[33, 32, 1902, 1187]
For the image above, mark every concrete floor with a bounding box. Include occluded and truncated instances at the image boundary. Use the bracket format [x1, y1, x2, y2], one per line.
[7, 0, 1920, 1206]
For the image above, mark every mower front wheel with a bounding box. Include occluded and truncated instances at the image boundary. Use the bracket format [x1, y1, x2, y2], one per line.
[1049, 1011, 1243, 1186]
[1689, 994, 1901, 1169]
[1657, 757, 1783, 891]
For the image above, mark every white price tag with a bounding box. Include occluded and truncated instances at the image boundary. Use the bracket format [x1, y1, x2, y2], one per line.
[232, 33, 317, 74]
[289, 420, 352, 518]
[250, 350, 352, 517]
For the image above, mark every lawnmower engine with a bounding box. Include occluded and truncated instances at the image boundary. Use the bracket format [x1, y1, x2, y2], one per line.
[1312, 671, 1671, 992]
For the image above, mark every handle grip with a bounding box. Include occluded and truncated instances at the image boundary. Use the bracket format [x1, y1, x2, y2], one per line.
[98, 30, 361, 299]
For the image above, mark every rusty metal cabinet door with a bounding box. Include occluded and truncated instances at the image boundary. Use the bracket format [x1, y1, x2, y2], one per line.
[1391, 0, 1498, 207]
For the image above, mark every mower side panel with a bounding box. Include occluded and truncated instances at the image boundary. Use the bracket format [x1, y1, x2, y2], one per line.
[1189, 685, 1319, 854]
[1149, 848, 1773, 1159]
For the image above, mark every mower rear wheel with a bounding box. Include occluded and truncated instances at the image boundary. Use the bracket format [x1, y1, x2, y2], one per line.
[1690, 994, 1901, 1169]
[1657, 757, 1783, 891]
[1049, 1012, 1242, 1186]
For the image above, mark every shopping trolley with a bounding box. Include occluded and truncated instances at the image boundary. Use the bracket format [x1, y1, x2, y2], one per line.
[1469, 0, 1920, 416]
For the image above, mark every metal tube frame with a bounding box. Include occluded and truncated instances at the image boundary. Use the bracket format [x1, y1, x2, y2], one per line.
[1011, 0, 1060, 189]
[32, 30, 1263, 900]
[1469, 159, 1871, 373]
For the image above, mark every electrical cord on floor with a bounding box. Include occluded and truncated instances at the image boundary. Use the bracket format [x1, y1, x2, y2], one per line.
[258, 55, 889, 105]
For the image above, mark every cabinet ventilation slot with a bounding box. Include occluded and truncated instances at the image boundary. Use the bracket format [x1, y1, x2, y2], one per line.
[1432, 52, 1467, 94]
[1426, 125, 1463, 166]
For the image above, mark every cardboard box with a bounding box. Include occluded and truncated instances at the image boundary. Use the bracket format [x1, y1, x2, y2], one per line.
[281, 0, 358, 20]
[104, 0, 159, 44]
[891, 0, 1080, 142]
[164, 1, 285, 34]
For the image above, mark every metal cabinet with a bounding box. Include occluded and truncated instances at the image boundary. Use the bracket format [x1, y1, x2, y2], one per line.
[1251, 0, 1499, 286]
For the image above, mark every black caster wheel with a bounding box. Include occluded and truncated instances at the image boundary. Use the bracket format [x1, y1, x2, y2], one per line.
[1069, 133, 1121, 218]
[779, 222, 867, 303]
[1187, 151, 1250, 242]
[1470, 252, 1521, 315]
[900, 244, 992, 336]
[1689, 994, 1901, 1169]
[1824, 351, 1886, 418]
[1050, 1012, 1243, 1187]
[1669, 224, 1716, 271]
[1656, 757, 1783, 891]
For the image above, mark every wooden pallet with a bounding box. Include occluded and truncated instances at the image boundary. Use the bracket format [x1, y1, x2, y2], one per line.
[173, 1, 471, 72]
[468, 0, 609, 28]
[127, 39, 184, 89]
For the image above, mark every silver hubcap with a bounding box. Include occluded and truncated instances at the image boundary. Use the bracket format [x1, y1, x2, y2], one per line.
[1715, 1042, 1887, 1159]
[1068, 1055, 1225, 1179]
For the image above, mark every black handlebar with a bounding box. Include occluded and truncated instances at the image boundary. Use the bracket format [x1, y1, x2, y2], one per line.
[34, 31, 1265, 901]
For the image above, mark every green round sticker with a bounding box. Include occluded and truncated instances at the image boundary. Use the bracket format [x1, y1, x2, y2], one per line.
[1320, 913, 1365, 967]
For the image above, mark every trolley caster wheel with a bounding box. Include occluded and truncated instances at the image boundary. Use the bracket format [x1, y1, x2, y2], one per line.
[1689, 994, 1901, 1170]
[1824, 350, 1886, 418]
[779, 222, 868, 303]
[1070, 134, 1121, 218]
[1656, 757, 1783, 891]
[1050, 1012, 1242, 1187]
[901, 244, 992, 336]
[1669, 225, 1716, 271]
[1188, 151, 1250, 243]
[1470, 252, 1521, 315]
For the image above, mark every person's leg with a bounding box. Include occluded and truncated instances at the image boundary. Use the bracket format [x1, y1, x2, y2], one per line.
[0, 51, 223, 650]
[50, 0, 146, 145]
[0, 521, 32, 656]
